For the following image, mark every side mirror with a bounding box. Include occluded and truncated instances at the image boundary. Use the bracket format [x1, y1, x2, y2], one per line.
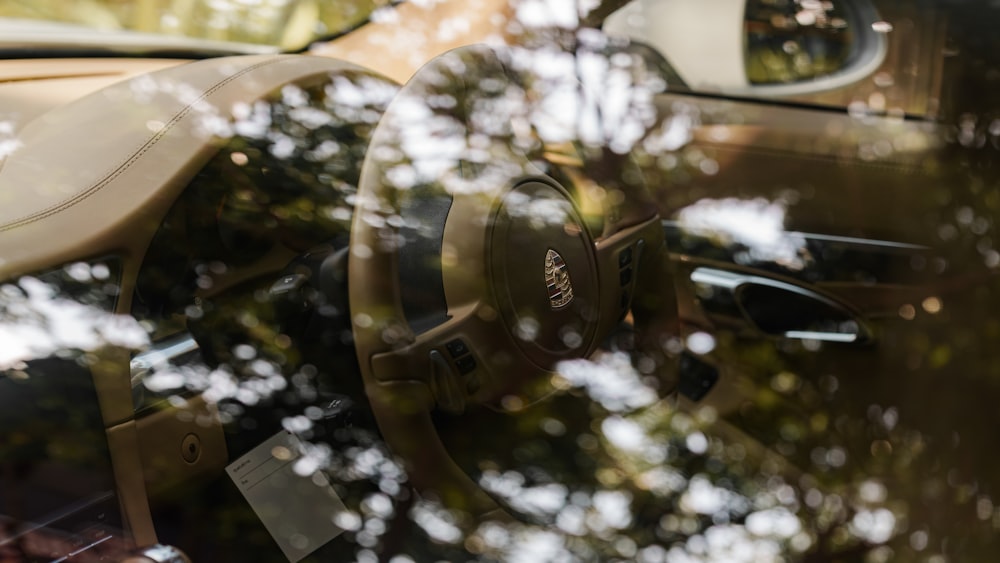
[603, 0, 887, 98]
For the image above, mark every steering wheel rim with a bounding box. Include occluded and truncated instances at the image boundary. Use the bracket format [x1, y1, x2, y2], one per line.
[347, 44, 677, 520]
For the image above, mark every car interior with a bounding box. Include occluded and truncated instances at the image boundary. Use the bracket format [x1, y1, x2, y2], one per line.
[2, 0, 1000, 561]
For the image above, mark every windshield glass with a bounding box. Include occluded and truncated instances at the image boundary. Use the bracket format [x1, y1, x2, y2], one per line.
[0, 0, 380, 50]
[3, 1, 1000, 562]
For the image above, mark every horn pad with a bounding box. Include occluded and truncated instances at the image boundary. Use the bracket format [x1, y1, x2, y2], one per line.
[489, 180, 600, 367]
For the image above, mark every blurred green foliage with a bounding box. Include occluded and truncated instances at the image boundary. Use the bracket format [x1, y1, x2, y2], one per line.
[0, 0, 379, 48]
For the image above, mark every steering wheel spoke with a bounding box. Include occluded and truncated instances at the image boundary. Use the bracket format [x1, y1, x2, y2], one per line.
[367, 326, 484, 414]
[592, 214, 664, 332]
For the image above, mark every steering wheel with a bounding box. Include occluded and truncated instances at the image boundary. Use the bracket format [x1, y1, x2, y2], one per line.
[348, 44, 678, 519]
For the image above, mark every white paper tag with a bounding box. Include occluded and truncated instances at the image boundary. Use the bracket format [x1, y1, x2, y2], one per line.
[225, 430, 346, 562]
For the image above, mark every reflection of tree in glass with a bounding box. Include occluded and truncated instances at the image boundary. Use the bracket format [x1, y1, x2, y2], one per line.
[0, 0, 382, 48]
[0, 261, 135, 561]
[5, 2, 999, 562]
[744, 0, 854, 85]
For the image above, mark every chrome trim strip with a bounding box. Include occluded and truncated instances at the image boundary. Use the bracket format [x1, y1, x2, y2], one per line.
[130, 333, 199, 374]
[663, 220, 927, 250]
[784, 330, 858, 343]
[130, 333, 200, 410]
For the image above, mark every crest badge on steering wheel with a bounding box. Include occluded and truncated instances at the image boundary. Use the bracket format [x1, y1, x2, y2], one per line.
[544, 248, 574, 309]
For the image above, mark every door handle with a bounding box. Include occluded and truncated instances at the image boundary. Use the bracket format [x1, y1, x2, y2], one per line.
[690, 267, 870, 343]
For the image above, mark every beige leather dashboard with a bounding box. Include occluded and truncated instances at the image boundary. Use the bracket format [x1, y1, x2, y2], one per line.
[0, 55, 368, 278]
[0, 59, 186, 136]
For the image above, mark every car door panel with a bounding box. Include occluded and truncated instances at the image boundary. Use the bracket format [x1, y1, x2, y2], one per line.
[649, 94, 947, 431]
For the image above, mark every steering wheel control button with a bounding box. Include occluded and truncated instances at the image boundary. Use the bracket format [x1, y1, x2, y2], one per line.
[455, 355, 477, 375]
[618, 246, 633, 267]
[445, 338, 469, 358]
[620, 267, 633, 287]
[181, 433, 201, 464]
[429, 350, 465, 413]
[490, 180, 600, 365]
